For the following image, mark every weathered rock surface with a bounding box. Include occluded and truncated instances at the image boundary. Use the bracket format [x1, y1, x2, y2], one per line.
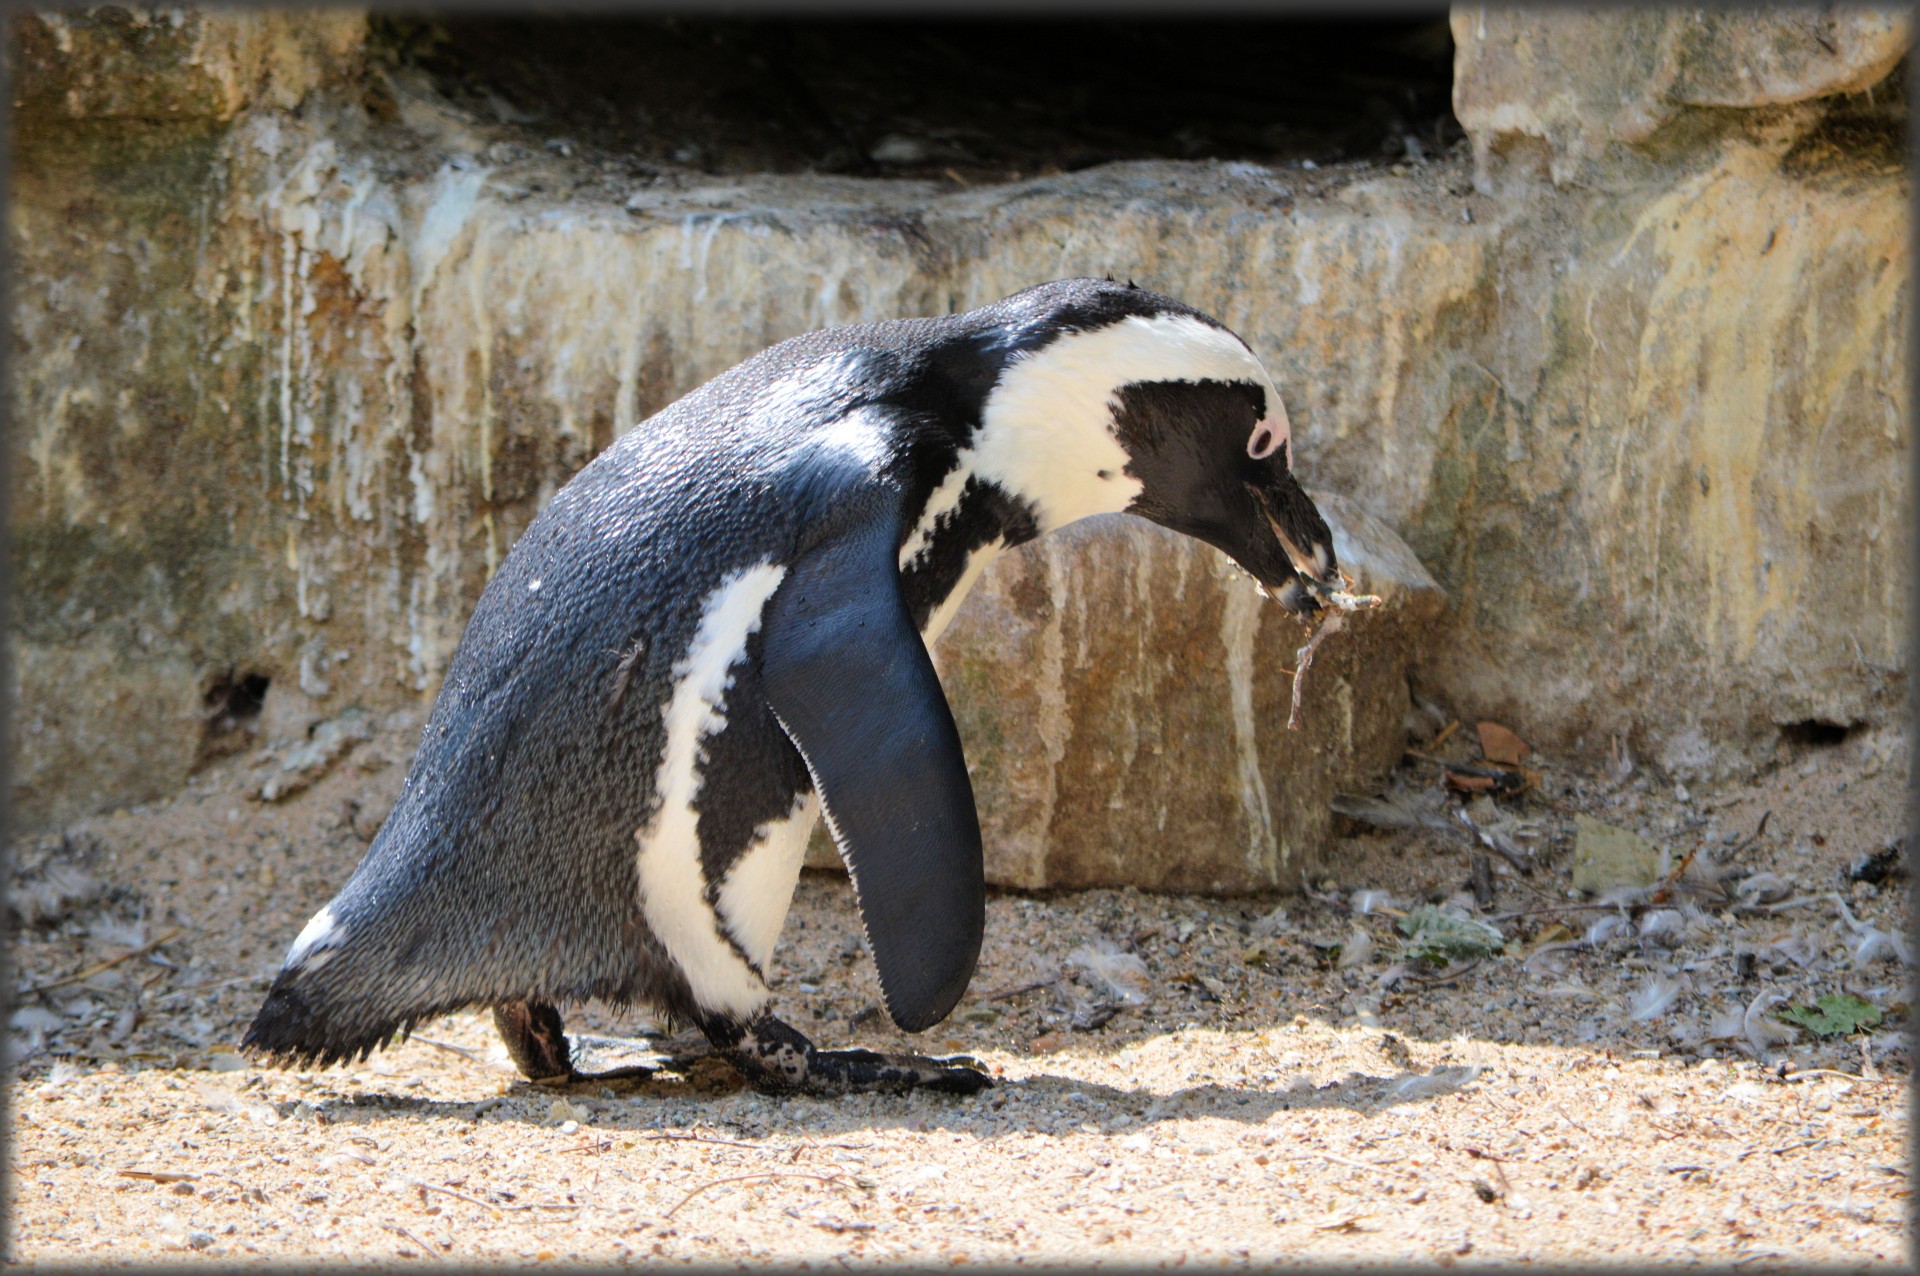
[7, 8, 1909, 874]
[8, 7, 365, 122]
[803, 493, 1446, 892]
[1451, 6, 1910, 187]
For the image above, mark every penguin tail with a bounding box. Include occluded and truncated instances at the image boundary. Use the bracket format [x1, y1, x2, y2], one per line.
[240, 969, 417, 1070]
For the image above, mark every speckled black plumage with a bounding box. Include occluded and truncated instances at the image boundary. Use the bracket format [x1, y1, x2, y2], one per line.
[242, 278, 1335, 1072]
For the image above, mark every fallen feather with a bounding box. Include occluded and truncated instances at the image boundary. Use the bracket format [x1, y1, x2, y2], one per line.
[9, 861, 105, 928]
[1849, 926, 1909, 968]
[1743, 990, 1801, 1052]
[1330, 787, 1457, 837]
[1583, 915, 1630, 946]
[1734, 872, 1794, 906]
[87, 916, 148, 949]
[1066, 943, 1150, 1006]
[1636, 910, 1686, 949]
[195, 1080, 280, 1125]
[547, 1097, 593, 1125]
[1833, 895, 1912, 967]
[1753, 930, 1820, 970]
[1703, 1006, 1749, 1042]
[1349, 889, 1400, 917]
[1628, 973, 1685, 1021]
[1337, 927, 1376, 968]
[1523, 942, 1586, 974]
[1248, 904, 1291, 938]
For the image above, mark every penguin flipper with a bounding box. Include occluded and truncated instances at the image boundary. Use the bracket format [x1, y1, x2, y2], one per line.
[760, 488, 985, 1034]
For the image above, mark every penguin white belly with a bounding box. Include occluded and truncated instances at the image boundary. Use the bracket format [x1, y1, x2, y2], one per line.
[635, 560, 790, 1019]
[715, 791, 821, 974]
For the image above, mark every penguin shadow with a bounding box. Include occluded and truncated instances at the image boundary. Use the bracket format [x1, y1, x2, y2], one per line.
[287, 1042, 1484, 1134]
[937, 1062, 1488, 1131]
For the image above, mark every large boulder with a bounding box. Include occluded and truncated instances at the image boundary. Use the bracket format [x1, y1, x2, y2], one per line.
[804, 493, 1447, 892]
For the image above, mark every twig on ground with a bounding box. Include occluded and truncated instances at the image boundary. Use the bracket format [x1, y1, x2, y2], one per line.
[644, 1133, 763, 1151]
[1739, 1138, 1830, 1161]
[1720, 810, 1772, 861]
[24, 927, 186, 995]
[402, 1177, 582, 1215]
[1550, 1105, 1599, 1140]
[406, 1180, 500, 1214]
[1470, 854, 1495, 907]
[1269, 1152, 1384, 1174]
[1466, 1148, 1514, 1193]
[1780, 1068, 1896, 1085]
[1408, 958, 1485, 986]
[663, 1172, 854, 1220]
[382, 1221, 442, 1260]
[984, 979, 1057, 1003]
[410, 1037, 489, 1065]
[1488, 901, 1641, 923]
[117, 1168, 199, 1184]
[1453, 808, 1534, 874]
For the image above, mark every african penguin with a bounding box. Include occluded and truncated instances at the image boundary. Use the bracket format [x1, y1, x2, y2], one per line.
[243, 278, 1340, 1096]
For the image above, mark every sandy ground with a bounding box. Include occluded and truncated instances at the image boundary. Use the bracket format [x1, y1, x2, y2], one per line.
[6, 706, 1912, 1268]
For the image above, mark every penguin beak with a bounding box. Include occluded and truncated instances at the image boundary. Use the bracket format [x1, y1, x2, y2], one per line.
[1243, 480, 1339, 616]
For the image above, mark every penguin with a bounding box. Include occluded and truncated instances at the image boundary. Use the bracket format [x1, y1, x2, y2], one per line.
[242, 278, 1340, 1096]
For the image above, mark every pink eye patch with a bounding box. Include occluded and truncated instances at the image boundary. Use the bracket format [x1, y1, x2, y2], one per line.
[1247, 420, 1285, 460]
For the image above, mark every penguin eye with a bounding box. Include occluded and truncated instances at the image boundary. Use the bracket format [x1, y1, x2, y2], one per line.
[1247, 424, 1281, 460]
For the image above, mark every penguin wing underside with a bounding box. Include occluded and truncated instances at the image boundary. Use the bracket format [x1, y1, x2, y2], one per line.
[759, 487, 985, 1034]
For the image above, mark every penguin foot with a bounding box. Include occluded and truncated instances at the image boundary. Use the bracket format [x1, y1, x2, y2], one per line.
[493, 1002, 683, 1084]
[712, 1013, 991, 1097]
[493, 1001, 574, 1083]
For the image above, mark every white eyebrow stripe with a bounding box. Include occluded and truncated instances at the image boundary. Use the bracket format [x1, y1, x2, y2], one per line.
[971, 312, 1288, 533]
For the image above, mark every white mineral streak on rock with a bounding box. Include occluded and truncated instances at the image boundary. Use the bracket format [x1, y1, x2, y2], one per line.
[1121, 523, 1155, 775]
[1292, 234, 1321, 306]
[1032, 537, 1074, 862]
[1221, 571, 1280, 876]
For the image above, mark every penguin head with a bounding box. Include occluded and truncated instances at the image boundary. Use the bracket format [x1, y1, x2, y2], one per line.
[975, 280, 1339, 613]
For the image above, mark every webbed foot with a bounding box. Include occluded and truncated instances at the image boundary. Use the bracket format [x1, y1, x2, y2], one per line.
[709, 1012, 991, 1096]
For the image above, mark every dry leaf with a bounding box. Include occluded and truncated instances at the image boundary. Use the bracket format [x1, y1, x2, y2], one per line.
[1476, 721, 1531, 765]
[1445, 770, 1499, 794]
[1530, 922, 1574, 947]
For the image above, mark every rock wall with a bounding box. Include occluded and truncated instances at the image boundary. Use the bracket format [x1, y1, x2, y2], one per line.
[8, 8, 1909, 887]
